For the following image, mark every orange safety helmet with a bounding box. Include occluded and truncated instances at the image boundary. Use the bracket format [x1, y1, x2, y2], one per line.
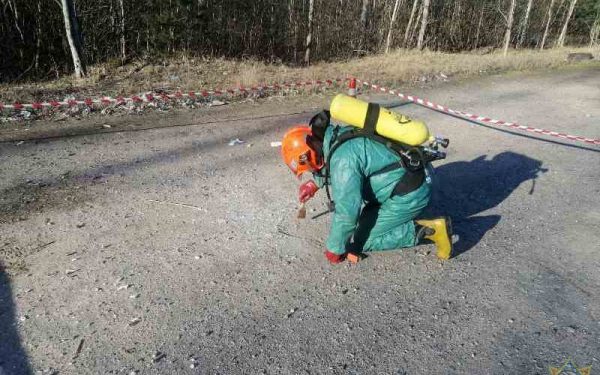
[281, 125, 324, 177]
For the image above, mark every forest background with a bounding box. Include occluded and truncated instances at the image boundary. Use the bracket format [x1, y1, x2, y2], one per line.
[1, 0, 599, 91]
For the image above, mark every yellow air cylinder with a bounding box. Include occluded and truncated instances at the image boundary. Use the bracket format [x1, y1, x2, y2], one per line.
[329, 94, 430, 146]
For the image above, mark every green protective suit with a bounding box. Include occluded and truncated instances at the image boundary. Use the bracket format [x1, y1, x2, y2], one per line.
[313, 124, 432, 255]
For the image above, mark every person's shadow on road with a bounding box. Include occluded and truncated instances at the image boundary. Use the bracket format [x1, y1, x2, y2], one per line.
[0, 263, 32, 375]
[426, 151, 547, 256]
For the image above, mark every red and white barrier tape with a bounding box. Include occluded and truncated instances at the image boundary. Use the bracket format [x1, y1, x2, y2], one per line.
[0, 78, 345, 113]
[356, 78, 600, 146]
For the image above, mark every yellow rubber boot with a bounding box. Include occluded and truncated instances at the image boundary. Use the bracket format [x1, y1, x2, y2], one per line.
[416, 217, 453, 260]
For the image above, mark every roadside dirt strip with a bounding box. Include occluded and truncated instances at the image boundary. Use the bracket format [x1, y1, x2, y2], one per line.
[1, 66, 599, 374]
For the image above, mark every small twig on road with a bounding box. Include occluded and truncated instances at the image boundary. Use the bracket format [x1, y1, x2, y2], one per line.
[276, 227, 324, 247]
[277, 228, 303, 239]
[146, 199, 205, 212]
[73, 338, 84, 359]
[66, 269, 80, 276]
[33, 240, 56, 252]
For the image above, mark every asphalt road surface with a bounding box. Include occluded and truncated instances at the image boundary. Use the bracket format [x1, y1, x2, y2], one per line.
[1, 66, 599, 374]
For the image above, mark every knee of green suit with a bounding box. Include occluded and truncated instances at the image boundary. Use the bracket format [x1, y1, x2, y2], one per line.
[352, 183, 431, 252]
[361, 220, 418, 251]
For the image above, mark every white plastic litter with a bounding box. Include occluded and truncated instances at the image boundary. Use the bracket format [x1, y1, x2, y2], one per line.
[228, 138, 245, 146]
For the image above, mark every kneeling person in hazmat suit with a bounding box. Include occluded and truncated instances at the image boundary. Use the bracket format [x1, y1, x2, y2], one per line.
[281, 94, 453, 264]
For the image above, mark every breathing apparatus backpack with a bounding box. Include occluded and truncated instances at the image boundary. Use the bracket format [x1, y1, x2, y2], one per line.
[308, 94, 449, 212]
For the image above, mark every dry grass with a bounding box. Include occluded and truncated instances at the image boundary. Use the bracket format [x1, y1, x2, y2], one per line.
[314, 46, 600, 84]
[1, 47, 599, 103]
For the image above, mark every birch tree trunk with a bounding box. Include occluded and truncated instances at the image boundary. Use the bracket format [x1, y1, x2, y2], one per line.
[502, 0, 516, 56]
[35, 0, 42, 71]
[416, 0, 430, 50]
[385, 0, 402, 53]
[517, 0, 533, 48]
[7, 0, 24, 42]
[591, 11, 600, 47]
[360, 0, 369, 49]
[360, 0, 369, 29]
[119, 0, 126, 62]
[61, 0, 86, 78]
[304, 0, 314, 65]
[540, 0, 556, 49]
[288, 0, 296, 62]
[404, 0, 419, 47]
[474, 6, 484, 49]
[556, 0, 578, 47]
[410, 0, 423, 46]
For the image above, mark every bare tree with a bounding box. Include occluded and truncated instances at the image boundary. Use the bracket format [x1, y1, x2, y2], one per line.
[119, 0, 126, 62]
[540, 0, 556, 49]
[6, 0, 24, 43]
[304, 0, 315, 65]
[474, 6, 485, 49]
[60, 0, 86, 78]
[410, 1, 424, 45]
[385, 0, 402, 53]
[35, 0, 42, 70]
[404, 0, 419, 47]
[360, 0, 370, 49]
[556, 0, 578, 47]
[416, 0, 430, 50]
[502, 0, 516, 56]
[360, 0, 369, 29]
[517, 0, 533, 48]
[288, 0, 298, 62]
[591, 10, 600, 47]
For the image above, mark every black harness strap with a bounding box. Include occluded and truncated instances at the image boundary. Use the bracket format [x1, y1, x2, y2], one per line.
[392, 169, 425, 196]
[368, 141, 426, 197]
[369, 160, 405, 177]
[363, 103, 380, 135]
